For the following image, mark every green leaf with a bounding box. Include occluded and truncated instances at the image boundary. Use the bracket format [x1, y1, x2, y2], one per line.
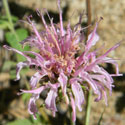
[0, 15, 18, 29]
[11, 15, 19, 23]
[16, 28, 28, 43]
[22, 93, 31, 102]
[5, 28, 29, 61]
[7, 119, 32, 125]
[0, 15, 18, 22]
[0, 20, 10, 29]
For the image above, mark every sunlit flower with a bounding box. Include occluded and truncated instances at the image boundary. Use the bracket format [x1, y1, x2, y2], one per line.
[4, 0, 122, 121]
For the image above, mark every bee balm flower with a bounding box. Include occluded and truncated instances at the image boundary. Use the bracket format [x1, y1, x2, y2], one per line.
[4, 0, 122, 122]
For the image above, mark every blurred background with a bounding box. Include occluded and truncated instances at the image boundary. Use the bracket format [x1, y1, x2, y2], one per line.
[0, 0, 125, 125]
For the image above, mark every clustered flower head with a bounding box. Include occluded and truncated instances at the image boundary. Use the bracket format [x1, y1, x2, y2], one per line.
[4, 0, 122, 122]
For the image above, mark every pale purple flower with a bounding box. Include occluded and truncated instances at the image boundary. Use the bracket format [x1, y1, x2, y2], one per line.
[4, 0, 122, 122]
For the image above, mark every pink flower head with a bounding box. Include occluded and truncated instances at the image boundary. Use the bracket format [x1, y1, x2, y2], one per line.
[4, 0, 122, 122]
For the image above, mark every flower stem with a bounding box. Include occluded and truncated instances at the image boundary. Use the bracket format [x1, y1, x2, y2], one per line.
[85, 89, 92, 125]
[3, 0, 19, 41]
[86, 0, 91, 36]
[85, 0, 92, 124]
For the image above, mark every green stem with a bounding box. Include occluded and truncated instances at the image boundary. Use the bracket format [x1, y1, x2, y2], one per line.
[3, 0, 19, 41]
[85, 0, 92, 124]
[86, 0, 91, 36]
[85, 89, 92, 125]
